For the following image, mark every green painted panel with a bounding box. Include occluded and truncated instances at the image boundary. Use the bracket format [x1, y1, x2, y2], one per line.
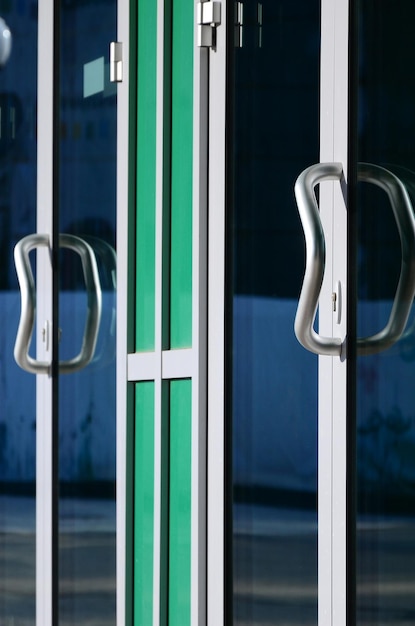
[136, 0, 157, 351]
[134, 382, 155, 626]
[170, 0, 193, 348]
[125, 385, 135, 625]
[169, 379, 192, 626]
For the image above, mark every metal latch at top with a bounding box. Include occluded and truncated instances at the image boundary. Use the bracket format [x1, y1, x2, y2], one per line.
[197, 1, 221, 48]
[110, 42, 123, 83]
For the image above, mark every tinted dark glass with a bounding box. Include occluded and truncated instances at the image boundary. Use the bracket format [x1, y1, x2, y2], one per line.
[58, 2, 117, 623]
[0, 5, 37, 623]
[227, 2, 320, 623]
[355, 2, 415, 623]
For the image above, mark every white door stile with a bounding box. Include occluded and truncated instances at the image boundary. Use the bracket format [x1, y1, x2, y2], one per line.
[207, 0, 228, 624]
[191, 9, 209, 625]
[319, 0, 349, 625]
[116, 0, 130, 623]
[36, 0, 55, 623]
[330, 0, 349, 619]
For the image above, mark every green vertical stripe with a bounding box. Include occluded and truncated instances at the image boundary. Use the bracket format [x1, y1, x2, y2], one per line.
[170, 0, 193, 348]
[134, 382, 155, 626]
[169, 379, 192, 626]
[125, 385, 135, 625]
[136, 0, 157, 351]
[159, 383, 170, 625]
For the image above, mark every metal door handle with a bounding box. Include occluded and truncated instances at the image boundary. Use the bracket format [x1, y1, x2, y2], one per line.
[14, 233, 102, 374]
[356, 163, 415, 355]
[294, 162, 415, 356]
[294, 162, 343, 356]
[82, 236, 116, 369]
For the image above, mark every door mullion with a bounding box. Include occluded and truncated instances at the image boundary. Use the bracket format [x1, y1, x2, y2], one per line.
[207, 0, 227, 623]
[36, 0, 55, 624]
[116, 0, 131, 618]
[320, 0, 349, 625]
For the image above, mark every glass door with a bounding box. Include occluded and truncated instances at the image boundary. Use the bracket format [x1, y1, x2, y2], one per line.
[0, 1, 119, 624]
[207, 0, 415, 624]
[353, 1, 415, 624]
[0, 6, 37, 623]
[56, 1, 117, 624]
[207, 0, 333, 622]
[226, 1, 321, 624]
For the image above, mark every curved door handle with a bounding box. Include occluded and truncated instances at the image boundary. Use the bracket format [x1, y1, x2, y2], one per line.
[83, 236, 116, 369]
[294, 162, 344, 356]
[14, 233, 102, 375]
[356, 163, 415, 355]
[294, 162, 415, 356]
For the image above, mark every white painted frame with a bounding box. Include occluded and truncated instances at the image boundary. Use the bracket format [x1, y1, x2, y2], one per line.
[207, 1, 227, 623]
[116, 0, 130, 624]
[36, 1, 55, 623]
[191, 8, 209, 623]
[319, 0, 349, 624]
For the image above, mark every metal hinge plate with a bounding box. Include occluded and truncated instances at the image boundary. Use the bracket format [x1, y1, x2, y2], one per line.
[110, 42, 123, 82]
[234, 2, 243, 48]
[197, 1, 221, 48]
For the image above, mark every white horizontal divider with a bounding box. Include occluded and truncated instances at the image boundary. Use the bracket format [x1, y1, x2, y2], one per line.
[127, 349, 194, 381]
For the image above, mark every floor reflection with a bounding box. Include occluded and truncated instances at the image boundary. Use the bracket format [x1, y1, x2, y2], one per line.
[233, 505, 318, 625]
[233, 505, 415, 626]
[0, 496, 115, 626]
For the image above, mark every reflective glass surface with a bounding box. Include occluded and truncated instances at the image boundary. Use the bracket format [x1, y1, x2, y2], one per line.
[227, 2, 320, 624]
[0, 3, 117, 623]
[355, 2, 415, 624]
[0, 4, 37, 624]
[58, 2, 117, 623]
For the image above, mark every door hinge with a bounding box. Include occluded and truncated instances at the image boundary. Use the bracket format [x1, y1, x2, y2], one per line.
[110, 42, 123, 83]
[234, 2, 243, 48]
[197, 1, 221, 48]
[257, 2, 263, 48]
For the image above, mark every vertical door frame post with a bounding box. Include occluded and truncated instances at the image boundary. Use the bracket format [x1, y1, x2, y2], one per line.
[319, 0, 350, 625]
[117, 0, 131, 621]
[206, 0, 228, 624]
[36, 1, 55, 623]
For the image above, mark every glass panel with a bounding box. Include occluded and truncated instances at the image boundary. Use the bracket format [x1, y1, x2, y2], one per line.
[355, 1, 415, 624]
[58, 2, 117, 623]
[136, 0, 157, 353]
[134, 382, 155, 626]
[0, 4, 37, 624]
[169, 379, 192, 626]
[169, 0, 193, 349]
[227, 1, 320, 624]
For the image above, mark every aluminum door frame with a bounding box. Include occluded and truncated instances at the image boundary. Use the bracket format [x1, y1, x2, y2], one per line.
[319, 0, 349, 624]
[207, 1, 227, 622]
[206, 0, 350, 624]
[36, 1, 55, 623]
[116, 0, 130, 622]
